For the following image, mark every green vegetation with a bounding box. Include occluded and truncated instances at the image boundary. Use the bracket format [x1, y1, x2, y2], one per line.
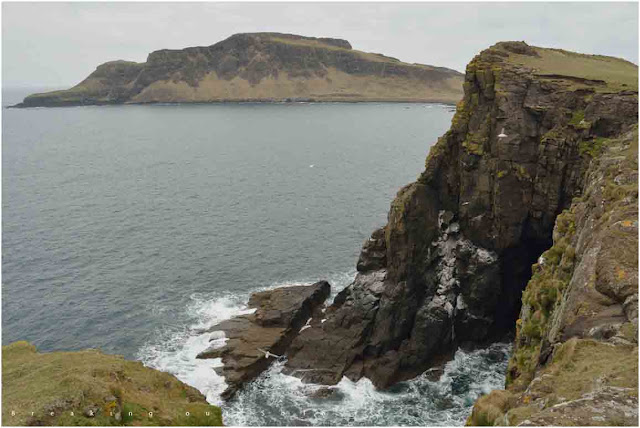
[579, 136, 609, 157]
[568, 110, 590, 129]
[507, 207, 577, 388]
[461, 113, 492, 156]
[488, 339, 638, 426]
[2, 342, 222, 426]
[507, 46, 638, 91]
[466, 390, 514, 426]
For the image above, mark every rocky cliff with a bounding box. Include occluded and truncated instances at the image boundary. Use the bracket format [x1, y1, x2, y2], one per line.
[15, 33, 463, 107]
[2, 341, 223, 426]
[282, 41, 638, 421]
[195, 282, 330, 399]
[468, 125, 638, 425]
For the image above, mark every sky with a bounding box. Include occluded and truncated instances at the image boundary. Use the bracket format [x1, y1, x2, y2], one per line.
[2, 2, 638, 89]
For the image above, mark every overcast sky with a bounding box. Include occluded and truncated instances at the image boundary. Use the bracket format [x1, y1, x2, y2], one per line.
[3, 2, 638, 89]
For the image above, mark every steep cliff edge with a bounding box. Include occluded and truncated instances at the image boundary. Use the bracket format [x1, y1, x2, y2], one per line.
[15, 32, 463, 107]
[2, 342, 223, 426]
[284, 40, 638, 406]
[468, 126, 638, 426]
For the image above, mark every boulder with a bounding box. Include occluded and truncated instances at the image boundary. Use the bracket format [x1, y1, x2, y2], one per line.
[196, 281, 330, 399]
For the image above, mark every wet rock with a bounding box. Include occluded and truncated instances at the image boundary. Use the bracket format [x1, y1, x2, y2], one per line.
[307, 387, 338, 399]
[286, 40, 639, 401]
[424, 367, 445, 382]
[286, 221, 499, 388]
[196, 281, 330, 399]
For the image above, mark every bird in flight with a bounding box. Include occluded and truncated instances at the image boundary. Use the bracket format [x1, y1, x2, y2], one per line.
[257, 348, 282, 359]
[498, 128, 508, 139]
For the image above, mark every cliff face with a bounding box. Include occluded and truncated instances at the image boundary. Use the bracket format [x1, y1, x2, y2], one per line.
[2, 341, 222, 426]
[468, 126, 638, 426]
[284, 41, 638, 405]
[16, 33, 463, 107]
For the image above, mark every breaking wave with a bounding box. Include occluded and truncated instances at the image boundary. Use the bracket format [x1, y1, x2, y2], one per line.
[223, 343, 511, 426]
[137, 268, 510, 425]
[136, 270, 356, 406]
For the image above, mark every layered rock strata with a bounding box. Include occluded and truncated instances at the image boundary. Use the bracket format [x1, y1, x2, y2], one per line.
[284, 41, 638, 397]
[467, 126, 638, 426]
[15, 32, 463, 107]
[196, 281, 330, 399]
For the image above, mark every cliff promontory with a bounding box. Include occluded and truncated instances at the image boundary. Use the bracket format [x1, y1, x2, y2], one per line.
[2, 341, 223, 426]
[279, 41, 638, 425]
[15, 33, 463, 107]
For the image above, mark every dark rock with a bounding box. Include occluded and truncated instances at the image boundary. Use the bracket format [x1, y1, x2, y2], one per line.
[356, 227, 387, 272]
[286, 41, 639, 391]
[196, 281, 330, 399]
[307, 387, 338, 399]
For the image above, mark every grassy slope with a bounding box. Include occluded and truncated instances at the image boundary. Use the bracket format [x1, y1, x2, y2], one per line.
[126, 35, 465, 104]
[508, 46, 638, 91]
[20, 35, 464, 106]
[268, 35, 442, 70]
[469, 127, 638, 426]
[2, 342, 222, 426]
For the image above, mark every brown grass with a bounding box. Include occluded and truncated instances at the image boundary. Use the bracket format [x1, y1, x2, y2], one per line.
[2, 341, 222, 426]
[130, 68, 462, 104]
[508, 47, 638, 91]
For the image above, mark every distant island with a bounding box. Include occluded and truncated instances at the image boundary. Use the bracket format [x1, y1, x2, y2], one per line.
[14, 32, 464, 107]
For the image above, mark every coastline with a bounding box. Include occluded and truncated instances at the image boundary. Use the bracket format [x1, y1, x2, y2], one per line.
[9, 97, 459, 109]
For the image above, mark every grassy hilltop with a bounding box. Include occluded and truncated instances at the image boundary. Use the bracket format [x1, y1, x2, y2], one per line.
[2, 342, 222, 426]
[17, 32, 464, 107]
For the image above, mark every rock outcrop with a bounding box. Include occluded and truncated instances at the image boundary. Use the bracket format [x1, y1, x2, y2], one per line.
[196, 281, 330, 399]
[467, 126, 638, 426]
[2, 341, 222, 426]
[284, 39, 638, 407]
[15, 33, 463, 107]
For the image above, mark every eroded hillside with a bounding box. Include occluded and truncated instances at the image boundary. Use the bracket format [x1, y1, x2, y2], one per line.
[16, 33, 463, 107]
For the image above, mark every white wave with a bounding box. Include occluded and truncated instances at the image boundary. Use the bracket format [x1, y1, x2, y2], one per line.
[137, 270, 357, 408]
[135, 270, 511, 426]
[222, 342, 511, 426]
[137, 294, 250, 405]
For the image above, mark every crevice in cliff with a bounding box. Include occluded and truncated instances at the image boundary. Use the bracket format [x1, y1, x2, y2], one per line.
[494, 237, 553, 335]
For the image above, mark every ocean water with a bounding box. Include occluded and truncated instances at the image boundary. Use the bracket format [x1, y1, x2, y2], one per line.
[2, 89, 509, 425]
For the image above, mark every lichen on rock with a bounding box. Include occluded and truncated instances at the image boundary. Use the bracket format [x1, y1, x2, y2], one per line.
[284, 41, 638, 423]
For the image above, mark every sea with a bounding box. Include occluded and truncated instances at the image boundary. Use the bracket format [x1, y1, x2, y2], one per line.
[2, 88, 510, 426]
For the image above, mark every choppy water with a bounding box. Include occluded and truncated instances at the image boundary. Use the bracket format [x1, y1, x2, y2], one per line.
[2, 89, 509, 425]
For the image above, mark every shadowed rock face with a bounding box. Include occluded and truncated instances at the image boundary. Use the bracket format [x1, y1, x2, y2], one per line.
[466, 123, 639, 426]
[284, 41, 638, 391]
[196, 281, 330, 399]
[15, 32, 464, 107]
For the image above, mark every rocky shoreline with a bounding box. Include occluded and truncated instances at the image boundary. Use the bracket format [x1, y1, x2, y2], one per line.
[198, 42, 638, 427]
[9, 98, 459, 109]
[196, 281, 330, 399]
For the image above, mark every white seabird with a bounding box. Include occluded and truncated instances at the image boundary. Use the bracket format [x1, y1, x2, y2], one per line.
[498, 128, 508, 139]
[257, 348, 282, 359]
